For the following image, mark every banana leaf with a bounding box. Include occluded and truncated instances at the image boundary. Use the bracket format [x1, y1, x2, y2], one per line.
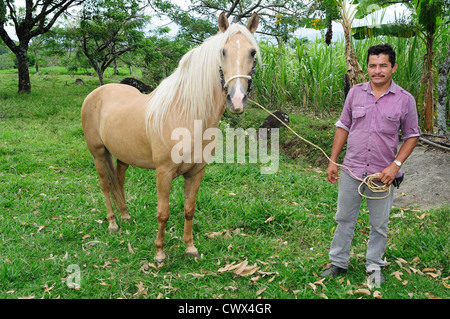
[352, 23, 417, 39]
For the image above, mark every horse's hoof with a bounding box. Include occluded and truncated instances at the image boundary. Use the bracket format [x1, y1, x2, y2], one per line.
[108, 225, 119, 233]
[155, 259, 164, 268]
[121, 216, 131, 223]
[155, 251, 166, 267]
[186, 250, 200, 259]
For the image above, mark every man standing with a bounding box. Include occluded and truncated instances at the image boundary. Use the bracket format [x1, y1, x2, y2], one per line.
[321, 44, 421, 285]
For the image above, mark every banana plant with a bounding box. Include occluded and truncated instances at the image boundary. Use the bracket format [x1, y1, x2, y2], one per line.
[352, 0, 447, 133]
[304, 0, 394, 87]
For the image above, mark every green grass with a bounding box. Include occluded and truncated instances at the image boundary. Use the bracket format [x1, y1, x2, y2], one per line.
[0, 72, 448, 300]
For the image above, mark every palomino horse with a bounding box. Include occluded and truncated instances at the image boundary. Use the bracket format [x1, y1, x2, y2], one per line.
[81, 12, 260, 264]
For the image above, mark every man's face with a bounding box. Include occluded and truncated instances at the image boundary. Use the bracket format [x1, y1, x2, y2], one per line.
[367, 53, 397, 87]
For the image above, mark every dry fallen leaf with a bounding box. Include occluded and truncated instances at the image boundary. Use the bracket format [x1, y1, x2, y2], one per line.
[422, 267, 437, 272]
[218, 260, 261, 277]
[264, 216, 274, 223]
[354, 289, 371, 296]
[425, 292, 441, 299]
[135, 282, 148, 295]
[256, 287, 266, 296]
[251, 276, 260, 283]
[206, 231, 224, 238]
[84, 240, 104, 247]
[416, 213, 428, 219]
[128, 242, 135, 254]
[234, 260, 249, 276]
[279, 284, 288, 292]
[205, 228, 244, 239]
[373, 291, 382, 299]
[43, 283, 55, 293]
[314, 277, 326, 289]
[391, 271, 403, 281]
[410, 267, 421, 274]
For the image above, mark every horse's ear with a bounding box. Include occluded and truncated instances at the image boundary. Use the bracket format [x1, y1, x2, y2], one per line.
[218, 12, 229, 32]
[246, 12, 259, 33]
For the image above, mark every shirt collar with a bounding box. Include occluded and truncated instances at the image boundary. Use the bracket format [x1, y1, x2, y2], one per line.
[363, 80, 397, 96]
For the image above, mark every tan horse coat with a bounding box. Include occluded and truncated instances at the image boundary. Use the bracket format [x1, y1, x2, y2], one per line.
[81, 12, 260, 264]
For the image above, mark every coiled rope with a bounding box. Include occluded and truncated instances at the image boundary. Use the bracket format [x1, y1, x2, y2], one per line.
[249, 99, 391, 199]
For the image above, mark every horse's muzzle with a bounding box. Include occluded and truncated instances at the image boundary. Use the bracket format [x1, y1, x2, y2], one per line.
[226, 82, 247, 114]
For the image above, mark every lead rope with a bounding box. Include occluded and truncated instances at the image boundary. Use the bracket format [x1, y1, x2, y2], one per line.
[248, 99, 391, 200]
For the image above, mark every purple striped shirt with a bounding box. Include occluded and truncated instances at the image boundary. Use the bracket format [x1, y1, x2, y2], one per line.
[336, 80, 421, 179]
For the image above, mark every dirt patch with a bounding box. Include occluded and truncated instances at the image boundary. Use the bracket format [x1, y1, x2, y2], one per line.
[393, 142, 450, 211]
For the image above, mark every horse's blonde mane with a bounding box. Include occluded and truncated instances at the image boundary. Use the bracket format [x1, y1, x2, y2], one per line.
[145, 23, 260, 135]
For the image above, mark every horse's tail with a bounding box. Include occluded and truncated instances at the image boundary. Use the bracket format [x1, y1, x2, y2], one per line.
[104, 149, 126, 213]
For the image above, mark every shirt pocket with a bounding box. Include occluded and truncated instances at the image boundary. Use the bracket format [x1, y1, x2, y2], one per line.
[352, 110, 366, 120]
[350, 110, 366, 131]
[380, 115, 400, 135]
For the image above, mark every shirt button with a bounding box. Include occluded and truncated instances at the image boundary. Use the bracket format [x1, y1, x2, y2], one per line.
[367, 164, 370, 166]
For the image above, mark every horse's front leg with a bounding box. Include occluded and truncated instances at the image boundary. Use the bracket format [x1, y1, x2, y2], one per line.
[183, 167, 205, 259]
[154, 169, 175, 265]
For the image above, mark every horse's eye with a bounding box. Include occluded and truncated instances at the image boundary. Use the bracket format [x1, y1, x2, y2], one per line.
[250, 49, 256, 58]
[221, 49, 226, 57]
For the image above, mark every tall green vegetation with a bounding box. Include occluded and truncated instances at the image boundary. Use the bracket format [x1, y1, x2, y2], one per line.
[251, 34, 447, 117]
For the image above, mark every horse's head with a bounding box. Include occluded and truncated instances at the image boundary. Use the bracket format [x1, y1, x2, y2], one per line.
[218, 12, 259, 114]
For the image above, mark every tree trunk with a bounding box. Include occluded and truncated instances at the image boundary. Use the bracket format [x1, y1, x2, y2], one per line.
[16, 45, 31, 94]
[421, 35, 435, 133]
[95, 64, 105, 86]
[437, 43, 450, 136]
[343, 25, 365, 86]
[113, 58, 119, 75]
[98, 72, 105, 86]
[34, 48, 39, 73]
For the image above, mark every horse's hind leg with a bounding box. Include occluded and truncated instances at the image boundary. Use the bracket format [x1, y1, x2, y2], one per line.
[154, 168, 176, 265]
[183, 167, 205, 259]
[116, 159, 131, 222]
[93, 151, 119, 233]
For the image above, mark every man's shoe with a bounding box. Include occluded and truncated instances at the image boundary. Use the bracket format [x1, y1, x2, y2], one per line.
[320, 264, 347, 278]
[368, 269, 385, 287]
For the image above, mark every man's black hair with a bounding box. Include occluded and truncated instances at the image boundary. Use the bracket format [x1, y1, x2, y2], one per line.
[367, 43, 396, 67]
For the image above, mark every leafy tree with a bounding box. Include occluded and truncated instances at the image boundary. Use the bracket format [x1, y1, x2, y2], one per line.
[151, 0, 310, 44]
[139, 31, 191, 87]
[0, 0, 86, 93]
[66, 0, 149, 85]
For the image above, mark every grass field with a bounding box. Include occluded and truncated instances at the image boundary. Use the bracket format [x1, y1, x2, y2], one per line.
[0, 71, 448, 301]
